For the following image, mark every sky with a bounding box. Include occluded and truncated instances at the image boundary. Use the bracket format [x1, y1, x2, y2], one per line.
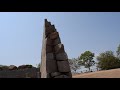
[0, 12, 120, 67]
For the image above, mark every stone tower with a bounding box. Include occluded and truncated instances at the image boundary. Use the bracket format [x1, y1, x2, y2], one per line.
[40, 19, 72, 78]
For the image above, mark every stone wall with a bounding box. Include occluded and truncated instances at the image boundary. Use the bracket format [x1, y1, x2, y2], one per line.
[40, 19, 72, 78]
[0, 68, 40, 78]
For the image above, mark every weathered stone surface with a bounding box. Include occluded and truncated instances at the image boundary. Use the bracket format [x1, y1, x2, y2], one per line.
[46, 53, 54, 60]
[45, 20, 51, 27]
[51, 72, 61, 77]
[47, 73, 51, 78]
[53, 37, 61, 45]
[0, 66, 9, 70]
[56, 52, 68, 60]
[45, 20, 55, 37]
[66, 72, 72, 78]
[48, 26, 56, 32]
[48, 22, 51, 26]
[61, 72, 72, 78]
[41, 20, 47, 78]
[46, 45, 53, 53]
[46, 38, 53, 46]
[54, 75, 70, 78]
[41, 19, 72, 78]
[57, 61, 71, 72]
[18, 65, 33, 69]
[18, 65, 26, 69]
[8, 65, 17, 70]
[54, 44, 65, 53]
[0, 68, 39, 78]
[49, 32, 59, 40]
[51, 25, 56, 31]
[46, 60, 58, 73]
[45, 27, 55, 36]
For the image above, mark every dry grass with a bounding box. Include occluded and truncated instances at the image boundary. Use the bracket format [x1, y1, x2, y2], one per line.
[72, 68, 120, 78]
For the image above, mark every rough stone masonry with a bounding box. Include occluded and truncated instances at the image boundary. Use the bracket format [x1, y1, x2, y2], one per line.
[40, 19, 72, 78]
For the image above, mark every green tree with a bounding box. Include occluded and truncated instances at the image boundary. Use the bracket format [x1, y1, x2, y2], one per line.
[116, 44, 120, 59]
[97, 51, 120, 70]
[79, 51, 95, 71]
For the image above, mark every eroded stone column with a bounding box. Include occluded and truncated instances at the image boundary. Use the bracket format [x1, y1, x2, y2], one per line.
[40, 19, 72, 78]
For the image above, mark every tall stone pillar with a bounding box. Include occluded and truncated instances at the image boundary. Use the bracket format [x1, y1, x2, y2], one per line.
[40, 19, 72, 78]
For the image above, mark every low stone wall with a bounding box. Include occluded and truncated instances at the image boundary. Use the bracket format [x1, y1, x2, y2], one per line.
[0, 68, 40, 78]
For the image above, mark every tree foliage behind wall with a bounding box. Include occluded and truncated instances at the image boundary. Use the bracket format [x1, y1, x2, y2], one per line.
[68, 58, 81, 73]
[97, 51, 120, 70]
[116, 44, 120, 59]
[79, 51, 95, 71]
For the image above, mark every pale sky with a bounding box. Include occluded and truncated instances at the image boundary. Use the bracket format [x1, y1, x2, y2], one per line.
[0, 12, 120, 67]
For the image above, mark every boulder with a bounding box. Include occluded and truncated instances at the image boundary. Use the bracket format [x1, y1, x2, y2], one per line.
[56, 52, 68, 60]
[1, 66, 9, 70]
[53, 37, 61, 45]
[51, 72, 62, 77]
[46, 45, 53, 53]
[54, 44, 65, 53]
[57, 61, 71, 72]
[54, 75, 70, 78]
[46, 38, 53, 46]
[46, 53, 55, 60]
[8, 65, 17, 70]
[46, 60, 58, 73]
[18, 65, 33, 69]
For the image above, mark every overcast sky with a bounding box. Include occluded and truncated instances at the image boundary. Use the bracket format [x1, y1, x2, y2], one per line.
[0, 12, 120, 67]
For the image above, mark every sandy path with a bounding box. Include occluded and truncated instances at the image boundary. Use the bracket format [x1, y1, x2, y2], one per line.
[72, 68, 120, 78]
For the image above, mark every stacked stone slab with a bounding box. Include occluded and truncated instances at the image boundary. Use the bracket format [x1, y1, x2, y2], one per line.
[40, 19, 72, 78]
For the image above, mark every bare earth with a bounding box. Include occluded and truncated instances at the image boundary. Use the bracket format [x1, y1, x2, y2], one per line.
[72, 68, 120, 78]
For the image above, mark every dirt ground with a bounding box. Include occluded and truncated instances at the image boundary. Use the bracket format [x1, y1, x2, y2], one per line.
[72, 68, 120, 78]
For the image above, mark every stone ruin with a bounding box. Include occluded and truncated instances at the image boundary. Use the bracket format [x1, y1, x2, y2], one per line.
[0, 65, 40, 78]
[0, 19, 71, 78]
[40, 19, 72, 78]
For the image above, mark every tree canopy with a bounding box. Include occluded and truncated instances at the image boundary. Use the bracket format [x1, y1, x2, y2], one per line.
[97, 51, 120, 70]
[79, 51, 95, 71]
[116, 44, 120, 59]
[68, 58, 81, 73]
